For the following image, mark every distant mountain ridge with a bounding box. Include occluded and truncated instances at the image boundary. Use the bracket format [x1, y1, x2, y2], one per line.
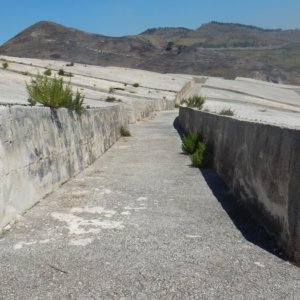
[200, 21, 283, 32]
[1, 21, 300, 85]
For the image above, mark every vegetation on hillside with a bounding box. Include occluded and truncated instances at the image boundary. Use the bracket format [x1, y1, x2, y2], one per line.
[1, 20, 300, 84]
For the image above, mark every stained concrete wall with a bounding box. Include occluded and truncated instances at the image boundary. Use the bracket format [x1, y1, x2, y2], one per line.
[179, 106, 300, 262]
[0, 105, 128, 230]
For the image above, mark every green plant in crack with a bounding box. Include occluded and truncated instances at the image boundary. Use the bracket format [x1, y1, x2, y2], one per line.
[26, 74, 84, 114]
[181, 95, 205, 110]
[44, 68, 52, 76]
[121, 127, 131, 137]
[182, 133, 201, 154]
[191, 141, 214, 168]
[2, 62, 8, 69]
[219, 108, 234, 116]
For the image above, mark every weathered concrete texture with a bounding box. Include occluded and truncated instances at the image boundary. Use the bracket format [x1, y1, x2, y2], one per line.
[1, 111, 300, 299]
[186, 75, 300, 129]
[179, 106, 300, 261]
[175, 79, 195, 104]
[0, 105, 128, 229]
[125, 97, 175, 123]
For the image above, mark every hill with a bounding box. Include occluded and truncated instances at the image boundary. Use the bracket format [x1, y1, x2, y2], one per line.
[1, 21, 300, 84]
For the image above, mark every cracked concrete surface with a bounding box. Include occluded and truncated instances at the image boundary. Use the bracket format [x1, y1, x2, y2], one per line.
[0, 111, 300, 299]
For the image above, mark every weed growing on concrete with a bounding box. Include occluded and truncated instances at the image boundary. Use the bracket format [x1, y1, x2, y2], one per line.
[121, 127, 131, 137]
[66, 62, 74, 67]
[191, 141, 214, 168]
[2, 62, 8, 69]
[26, 74, 85, 114]
[106, 96, 116, 102]
[182, 132, 214, 167]
[22, 71, 29, 76]
[181, 95, 205, 110]
[58, 69, 65, 76]
[44, 68, 52, 76]
[182, 133, 200, 154]
[132, 83, 140, 88]
[219, 108, 234, 116]
[58, 68, 73, 77]
[105, 96, 121, 102]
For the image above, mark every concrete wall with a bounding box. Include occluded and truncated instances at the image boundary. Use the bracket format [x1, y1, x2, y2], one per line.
[175, 80, 195, 104]
[179, 106, 300, 262]
[126, 98, 175, 123]
[0, 105, 128, 230]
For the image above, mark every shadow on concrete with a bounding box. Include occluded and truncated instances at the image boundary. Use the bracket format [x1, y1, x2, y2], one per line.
[173, 116, 185, 140]
[200, 168, 286, 260]
[173, 117, 286, 261]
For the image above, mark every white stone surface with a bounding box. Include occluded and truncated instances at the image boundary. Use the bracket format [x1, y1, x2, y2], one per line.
[0, 105, 128, 230]
[185, 76, 300, 129]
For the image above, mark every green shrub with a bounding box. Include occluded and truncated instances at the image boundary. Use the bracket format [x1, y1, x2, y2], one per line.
[66, 62, 74, 67]
[105, 96, 121, 102]
[191, 143, 206, 167]
[105, 96, 117, 102]
[58, 69, 65, 76]
[44, 68, 52, 76]
[58, 68, 73, 77]
[219, 108, 234, 116]
[132, 83, 140, 88]
[182, 133, 200, 154]
[121, 127, 131, 137]
[181, 95, 205, 110]
[26, 74, 84, 114]
[191, 141, 214, 168]
[2, 62, 8, 69]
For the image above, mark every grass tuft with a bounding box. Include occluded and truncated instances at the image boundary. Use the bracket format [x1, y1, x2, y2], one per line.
[181, 95, 205, 110]
[219, 108, 234, 116]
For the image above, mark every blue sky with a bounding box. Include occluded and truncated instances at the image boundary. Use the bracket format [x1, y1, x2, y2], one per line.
[1, 0, 300, 44]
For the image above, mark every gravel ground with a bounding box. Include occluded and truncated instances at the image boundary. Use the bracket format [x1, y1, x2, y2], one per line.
[0, 111, 300, 299]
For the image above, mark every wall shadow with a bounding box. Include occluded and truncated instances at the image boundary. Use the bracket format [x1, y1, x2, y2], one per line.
[200, 168, 285, 260]
[173, 117, 286, 261]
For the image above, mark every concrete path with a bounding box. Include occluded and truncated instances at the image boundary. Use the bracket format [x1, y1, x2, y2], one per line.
[1, 111, 300, 299]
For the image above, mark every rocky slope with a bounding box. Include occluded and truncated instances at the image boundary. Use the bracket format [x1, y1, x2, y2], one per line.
[1, 21, 300, 84]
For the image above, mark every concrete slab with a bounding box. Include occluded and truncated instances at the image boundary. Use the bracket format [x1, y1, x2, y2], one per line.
[204, 77, 300, 107]
[182, 80, 300, 129]
[0, 111, 299, 299]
